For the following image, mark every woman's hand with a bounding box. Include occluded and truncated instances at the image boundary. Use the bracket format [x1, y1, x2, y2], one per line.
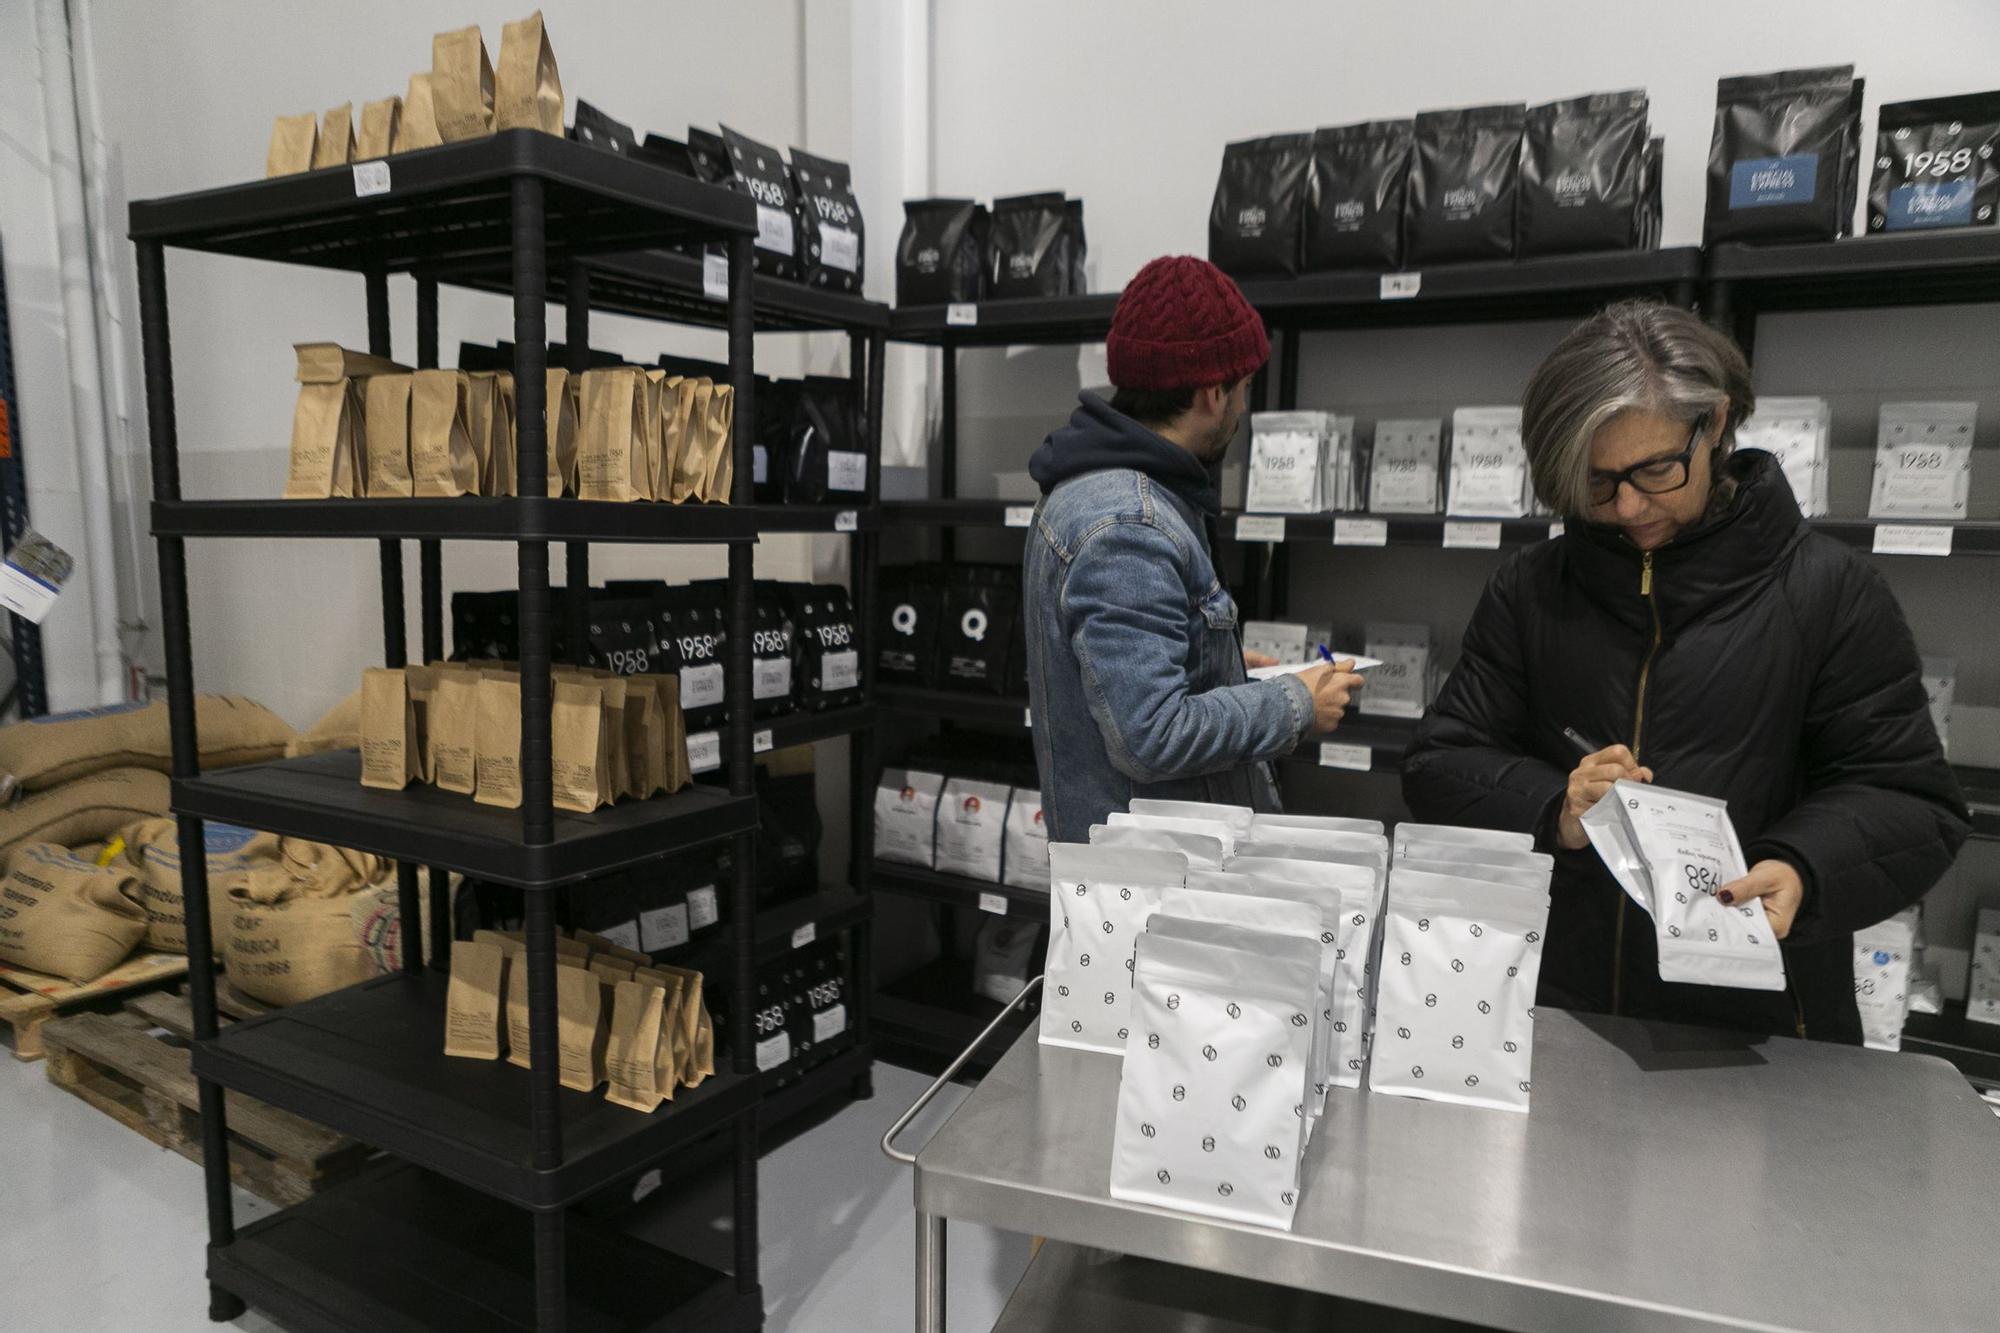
[1718, 860, 1805, 940]
[1244, 649, 1279, 670]
[1556, 745, 1653, 850]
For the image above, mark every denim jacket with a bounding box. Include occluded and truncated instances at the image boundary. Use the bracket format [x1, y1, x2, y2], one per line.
[1022, 456, 1314, 844]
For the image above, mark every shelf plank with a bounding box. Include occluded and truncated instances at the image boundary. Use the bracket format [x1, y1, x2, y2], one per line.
[872, 862, 1047, 914]
[876, 684, 1031, 729]
[129, 131, 752, 273]
[761, 703, 877, 753]
[193, 970, 761, 1209]
[173, 750, 754, 889]
[1708, 231, 2000, 308]
[874, 955, 1037, 1068]
[210, 1158, 761, 1333]
[152, 497, 758, 544]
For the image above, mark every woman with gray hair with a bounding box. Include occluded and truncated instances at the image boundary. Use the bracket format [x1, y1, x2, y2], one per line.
[1402, 300, 1966, 1043]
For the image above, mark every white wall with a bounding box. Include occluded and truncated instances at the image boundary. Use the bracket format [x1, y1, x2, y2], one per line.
[925, 0, 2000, 981]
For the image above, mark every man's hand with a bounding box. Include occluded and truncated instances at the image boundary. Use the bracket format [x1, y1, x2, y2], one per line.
[1244, 649, 1279, 670]
[1718, 860, 1805, 940]
[1298, 660, 1366, 733]
[1556, 744, 1653, 850]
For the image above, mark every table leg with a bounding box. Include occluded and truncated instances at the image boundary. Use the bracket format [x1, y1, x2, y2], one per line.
[916, 1211, 946, 1333]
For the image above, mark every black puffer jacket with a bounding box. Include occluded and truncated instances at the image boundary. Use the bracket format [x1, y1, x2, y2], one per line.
[1403, 450, 1968, 1043]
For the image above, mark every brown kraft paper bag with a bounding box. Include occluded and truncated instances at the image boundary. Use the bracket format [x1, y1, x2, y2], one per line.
[363, 374, 415, 497]
[395, 72, 444, 152]
[295, 343, 408, 383]
[550, 679, 605, 813]
[431, 26, 495, 143]
[605, 979, 666, 1112]
[595, 675, 629, 802]
[636, 966, 685, 1101]
[443, 938, 508, 1060]
[266, 113, 318, 177]
[667, 380, 713, 503]
[474, 672, 522, 809]
[556, 964, 608, 1092]
[360, 668, 421, 790]
[314, 104, 355, 170]
[284, 382, 360, 499]
[470, 371, 516, 497]
[701, 383, 737, 503]
[494, 11, 564, 136]
[653, 963, 705, 1088]
[652, 376, 686, 501]
[0, 843, 147, 984]
[589, 957, 635, 985]
[542, 367, 579, 498]
[404, 664, 439, 753]
[356, 97, 402, 160]
[577, 368, 650, 501]
[501, 937, 534, 1068]
[411, 370, 480, 497]
[638, 673, 690, 793]
[426, 671, 479, 793]
[464, 372, 496, 498]
[573, 929, 648, 967]
[619, 677, 664, 799]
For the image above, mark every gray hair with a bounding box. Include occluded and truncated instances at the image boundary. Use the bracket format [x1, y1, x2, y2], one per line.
[1521, 301, 1755, 517]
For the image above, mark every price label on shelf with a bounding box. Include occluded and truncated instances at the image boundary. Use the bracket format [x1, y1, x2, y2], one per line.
[978, 892, 1008, 916]
[790, 923, 817, 950]
[703, 251, 730, 301]
[1022, 706, 1033, 728]
[632, 1169, 664, 1204]
[1319, 742, 1372, 772]
[1003, 505, 1035, 528]
[833, 509, 859, 532]
[351, 161, 392, 197]
[1548, 520, 1567, 540]
[946, 302, 979, 326]
[1872, 523, 1953, 557]
[1332, 517, 1388, 547]
[753, 728, 773, 754]
[687, 730, 722, 773]
[1235, 515, 1288, 543]
[686, 885, 720, 930]
[1380, 272, 1421, 301]
[1442, 521, 1502, 550]
[813, 1004, 848, 1042]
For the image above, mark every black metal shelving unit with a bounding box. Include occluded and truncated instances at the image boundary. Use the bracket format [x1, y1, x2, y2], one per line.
[130, 129, 889, 1333]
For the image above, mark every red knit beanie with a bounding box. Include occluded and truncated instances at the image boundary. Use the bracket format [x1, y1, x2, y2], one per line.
[1106, 255, 1270, 391]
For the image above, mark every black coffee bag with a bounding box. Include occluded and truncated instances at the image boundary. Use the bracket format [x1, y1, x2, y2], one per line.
[879, 566, 943, 687]
[1704, 65, 1861, 245]
[687, 127, 731, 185]
[660, 588, 727, 731]
[1406, 103, 1526, 264]
[1518, 91, 1652, 257]
[1641, 137, 1665, 249]
[747, 582, 796, 719]
[753, 376, 798, 504]
[788, 583, 861, 711]
[897, 199, 989, 305]
[636, 133, 696, 178]
[941, 565, 1020, 695]
[586, 598, 666, 677]
[570, 100, 637, 156]
[987, 192, 1072, 299]
[784, 376, 866, 504]
[719, 125, 807, 281]
[1868, 92, 2000, 234]
[1064, 199, 1088, 294]
[1208, 133, 1312, 278]
[790, 148, 865, 292]
[451, 590, 518, 661]
[1304, 120, 1413, 270]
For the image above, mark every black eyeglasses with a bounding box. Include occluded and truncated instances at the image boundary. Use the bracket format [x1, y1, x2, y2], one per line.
[1586, 416, 1711, 507]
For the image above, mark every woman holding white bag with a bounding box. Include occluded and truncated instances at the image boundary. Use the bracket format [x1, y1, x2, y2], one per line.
[1402, 301, 1967, 1044]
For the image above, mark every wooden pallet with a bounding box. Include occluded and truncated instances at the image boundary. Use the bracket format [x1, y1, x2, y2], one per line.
[40, 994, 372, 1207]
[0, 950, 189, 1061]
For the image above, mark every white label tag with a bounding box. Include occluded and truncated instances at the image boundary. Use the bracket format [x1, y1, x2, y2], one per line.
[791, 922, 817, 950]
[822, 650, 859, 692]
[753, 444, 768, 485]
[946, 302, 978, 326]
[0, 564, 61, 624]
[686, 730, 722, 773]
[813, 1003, 848, 1043]
[755, 204, 795, 256]
[632, 1168, 664, 1204]
[687, 885, 719, 931]
[1333, 517, 1389, 547]
[819, 223, 860, 273]
[1022, 707, 1033, 728]
[756, 1031, 792, 1072]
[1443, 521, 1503, 550]
[1235, 515, 1288, 543]
[833, 509, 858, 532]
[1380, 272, 1421, 300]
[753, 728, 773, 754]
[681, 662, 725, 708]
[703, 251, 730, 301]
[1872, 524, 1953, 557]
[639, 903, 690, 952]
[828, 451, 867, 492]
[598, 920, 642, 952]
[351, 161, 391, 197]
[1548, 520, 1566, 540]
[754, 657, 793, 701]
[1319, 742, 1372, 771]
[978, 891, 1008, 916]
[1004, 505, 1035, 528]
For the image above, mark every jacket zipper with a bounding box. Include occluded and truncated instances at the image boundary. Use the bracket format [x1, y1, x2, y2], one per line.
[1615, 552, 1664, 1018]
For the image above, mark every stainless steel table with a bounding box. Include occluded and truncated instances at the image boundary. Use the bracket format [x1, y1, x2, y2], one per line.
[901, 1003, 2000, 1332]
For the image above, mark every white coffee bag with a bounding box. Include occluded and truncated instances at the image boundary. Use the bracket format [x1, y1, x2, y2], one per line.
[1853, 908, 1919, 1052]
[1091, 822, 1228, 869]
[1042, 844, 1188, 1054]
[874, 768, 944, 868]
[933, 777, 1012, 880]
[1128, 798, 1257, 838]
[1001, 788, 1050, 890]
[1108, 811, 1236, 860]
[1446, 406, 1530, 518]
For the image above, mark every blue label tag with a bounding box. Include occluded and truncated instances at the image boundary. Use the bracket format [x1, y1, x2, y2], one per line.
[1729, 154, 1819, 209]
[1873, 950, 1893, 967]
[1886, 180, 1977, 230]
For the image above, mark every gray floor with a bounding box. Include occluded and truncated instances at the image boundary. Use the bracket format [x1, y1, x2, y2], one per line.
[0, 1050, 1030, 1332]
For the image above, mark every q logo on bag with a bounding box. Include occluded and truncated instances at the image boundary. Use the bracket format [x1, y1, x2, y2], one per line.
[891, 604, 919, 635]
[960, 608, 988, 643]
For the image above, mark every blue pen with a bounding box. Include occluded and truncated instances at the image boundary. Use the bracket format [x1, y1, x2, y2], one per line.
[1316, 643, 1335, 664]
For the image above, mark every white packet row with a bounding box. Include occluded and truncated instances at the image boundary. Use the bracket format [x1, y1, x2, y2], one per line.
[1041, 843, 1188, 1054]
[1128, 798, 1256, 839]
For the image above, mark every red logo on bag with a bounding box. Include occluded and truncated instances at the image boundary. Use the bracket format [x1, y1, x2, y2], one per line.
[963, 796, 981, 813]
[1032, 809, 1043, 825]
[900, 786, 916, 802]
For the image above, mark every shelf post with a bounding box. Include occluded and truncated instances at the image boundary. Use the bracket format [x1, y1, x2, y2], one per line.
[367, 270, 408, 671]
[850, 328, 887, 1084]
[564, 260, 591, 665]
[138, 236, 246, 1324]
[939, 335, 958, 565]
[414, 276, 452, 972]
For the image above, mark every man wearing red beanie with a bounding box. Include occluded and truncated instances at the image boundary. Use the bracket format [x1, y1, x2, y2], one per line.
[1022, 255, 1363, 841]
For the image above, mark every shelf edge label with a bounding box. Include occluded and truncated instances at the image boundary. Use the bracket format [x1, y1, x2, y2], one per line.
[791, 922, 816, 949]
[834, 509, 859, 532]
[1022, 706, 1033, 728]
[1319, 742, 1373, 772]
[753, 728, 773, 753]
[1332, 517, 1389, 547]
[1003, 505, 1035, 528]
[946, 302, 979, 326]
[1380, 272, 1421, 300]
[702, 252, 730, 301]
[1442, 520, 1502, 550]
[1236, 514, 1288, 543]
[687, 730, 722, 773]
[352, 161, 391, 197]
[1872, 523, 1952, 557]
[978, 891, 1008, 916]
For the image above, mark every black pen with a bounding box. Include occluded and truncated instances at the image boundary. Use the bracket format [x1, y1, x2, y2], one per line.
[1562, 726, 1601, 756]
